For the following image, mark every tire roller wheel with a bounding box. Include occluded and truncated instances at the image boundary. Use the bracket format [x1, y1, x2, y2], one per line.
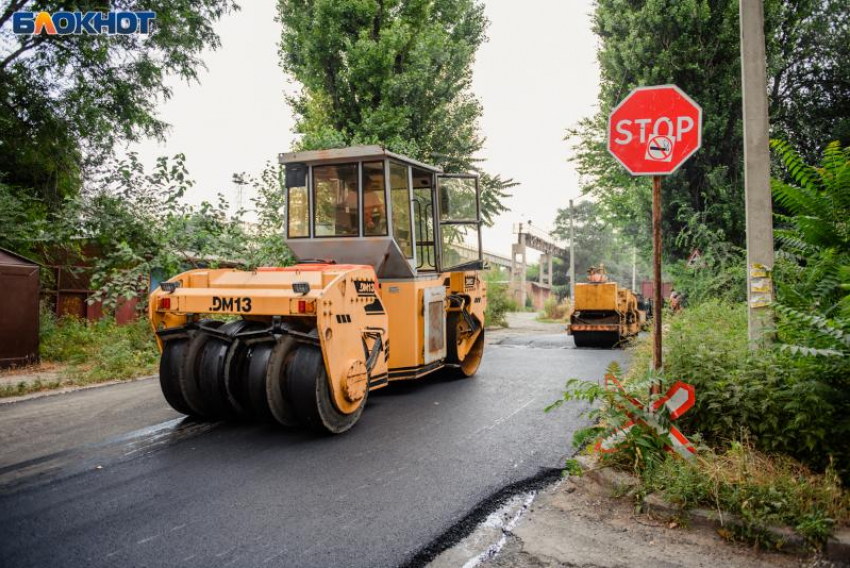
[179, 320, 225, 418]
[286, 345, 365, 434]
[159, 338, 194, 416]
[573, 331, 620, 349]
[197, 320, 254, 418]
[222, 321, 269, 419]
[265, 336, 299, 427]
[226, 339, 274, 422]
[446, 313, 485, 378]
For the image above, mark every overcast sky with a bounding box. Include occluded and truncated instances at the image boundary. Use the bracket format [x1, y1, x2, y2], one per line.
[132, 0, 600, 262]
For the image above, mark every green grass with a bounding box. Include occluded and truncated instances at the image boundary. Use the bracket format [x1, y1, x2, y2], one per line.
[0, 313, 159, 398]
[642, 442, 849, 547]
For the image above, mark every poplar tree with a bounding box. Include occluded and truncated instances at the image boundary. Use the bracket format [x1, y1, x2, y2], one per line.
[277, 0, 513, 225]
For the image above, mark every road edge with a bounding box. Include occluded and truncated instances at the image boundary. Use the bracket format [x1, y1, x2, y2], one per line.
[0, 375, 158, 405]
[401, 466, 565, 568]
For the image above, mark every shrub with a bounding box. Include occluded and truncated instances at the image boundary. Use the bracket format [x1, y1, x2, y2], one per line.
[628, 301, 850, 481]
[668, 243, 747, 306]
[541, 297, 569, 321]
[483, 270, 516, 327]
[40, 311, 159, 384]
[547, 362, 673, 473]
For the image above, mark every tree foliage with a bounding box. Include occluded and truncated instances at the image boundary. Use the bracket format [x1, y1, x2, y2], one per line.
[551, 200, 645, 289]
[0, 0, 238, 207]
[277, 0, 514, 225]
[772, 140, 850, 357]
[571, 0, 850, 258]
[1, 153, 291, 313]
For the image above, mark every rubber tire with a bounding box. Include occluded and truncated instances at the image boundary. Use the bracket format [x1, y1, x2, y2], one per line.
[446, 313, 485, 378]
[230, 341, 274, 422]
[198, 320, 252, 418]
[159, 338, 194, 416]
[265, 337, 299, 427]
[180, 320, 225, 418]
[223, 321, 269, 419]
[286, 345, 365, 434]
[572, 331, 620, 349]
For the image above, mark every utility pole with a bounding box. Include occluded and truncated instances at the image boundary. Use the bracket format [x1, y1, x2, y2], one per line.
[569, 199, 576, 304]
[740, 0, 775, 344]
[631, 246, 637, 292]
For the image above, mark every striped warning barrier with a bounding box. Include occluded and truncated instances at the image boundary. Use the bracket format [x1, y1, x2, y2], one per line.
[596, 376, 696, 459]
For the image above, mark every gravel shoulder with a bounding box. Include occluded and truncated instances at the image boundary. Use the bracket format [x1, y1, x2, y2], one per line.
[485, 473, 813, 568]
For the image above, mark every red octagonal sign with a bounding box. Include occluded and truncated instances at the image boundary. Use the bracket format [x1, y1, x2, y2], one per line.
[608, 85, 702, 176]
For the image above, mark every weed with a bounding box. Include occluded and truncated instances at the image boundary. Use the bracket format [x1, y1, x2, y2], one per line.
[0, 312, 160, 397]
[643, 441, 849, 547]
[563, 458, 583, 478]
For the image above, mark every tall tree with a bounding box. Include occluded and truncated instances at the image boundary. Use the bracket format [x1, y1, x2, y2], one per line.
[277, 0, 513, 225]
[0, 1, 238, 207]
[571, 0, 850, 258]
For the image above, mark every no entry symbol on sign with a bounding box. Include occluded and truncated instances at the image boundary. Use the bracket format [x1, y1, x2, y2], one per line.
[646, 135, 674, 162]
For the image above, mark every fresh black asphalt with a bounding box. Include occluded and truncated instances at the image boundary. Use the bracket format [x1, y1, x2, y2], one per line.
[0, 330, 629, 568]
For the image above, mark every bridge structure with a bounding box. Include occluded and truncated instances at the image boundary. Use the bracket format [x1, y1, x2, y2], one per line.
[510, 223, 568, 308]
[453, 243, 512, 270]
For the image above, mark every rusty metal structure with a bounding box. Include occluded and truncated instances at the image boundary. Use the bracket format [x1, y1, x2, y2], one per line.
[0, 248, 40, 368]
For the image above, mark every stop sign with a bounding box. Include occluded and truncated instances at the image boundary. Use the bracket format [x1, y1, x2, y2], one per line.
[608, 85, 702, 176]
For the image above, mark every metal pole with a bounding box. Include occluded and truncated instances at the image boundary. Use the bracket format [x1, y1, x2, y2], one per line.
[652, 176, 663, 382]
[569, 199, 576, 304]
[740, 0, 775, 345]
[632, 246, 637, 292]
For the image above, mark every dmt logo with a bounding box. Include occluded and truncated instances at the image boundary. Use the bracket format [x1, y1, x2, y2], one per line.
[12, 11, 156, 35]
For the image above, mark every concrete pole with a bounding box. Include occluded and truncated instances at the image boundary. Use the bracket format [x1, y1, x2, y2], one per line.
[547, 254, 553, 288]
[632, 246, 637, 292]
[539, 253, 545, 285]
[740, 0, 775, 344]
[512, 225, 528, 309]
[569, 199, 576, 304]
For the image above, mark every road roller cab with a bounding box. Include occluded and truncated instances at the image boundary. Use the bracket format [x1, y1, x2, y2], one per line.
[150, 146, 487, 433]
[567, 266, 643, 348]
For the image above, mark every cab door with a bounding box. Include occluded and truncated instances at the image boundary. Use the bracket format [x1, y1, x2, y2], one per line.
[436, 174, 483, 272]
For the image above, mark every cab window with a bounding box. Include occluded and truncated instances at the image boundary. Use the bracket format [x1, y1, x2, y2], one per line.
[362, 162, 388, 236]
[390, 162, 413, 257]
[313, 164, 359, 237]
[287, 185, 309, 238]
[412, 168, 436, 270]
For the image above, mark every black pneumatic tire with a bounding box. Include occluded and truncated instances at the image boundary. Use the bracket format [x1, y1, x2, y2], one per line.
[286, 345, 365, 434]
[265, 337, 299, 427]
[160, 338, 194, 416]
[197, 320, 253, 418]
[222, 321, 268, 418]
[239, 341, 275, 422]
[180, 320, 225, 418]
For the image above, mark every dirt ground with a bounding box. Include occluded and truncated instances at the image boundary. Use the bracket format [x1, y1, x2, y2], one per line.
[485, 473, 833, 568]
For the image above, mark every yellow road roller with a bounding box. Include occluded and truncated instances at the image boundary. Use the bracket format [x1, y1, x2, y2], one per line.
[149, 146, 487, 433]
[567, 265, 644, 348]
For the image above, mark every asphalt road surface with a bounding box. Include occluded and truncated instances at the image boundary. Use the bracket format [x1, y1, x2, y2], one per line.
[0, 315, 629, 568]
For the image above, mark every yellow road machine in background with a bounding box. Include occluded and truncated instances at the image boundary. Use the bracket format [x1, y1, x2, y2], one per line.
[567, 265, 644, 348]
[150, 146, 487, 433]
